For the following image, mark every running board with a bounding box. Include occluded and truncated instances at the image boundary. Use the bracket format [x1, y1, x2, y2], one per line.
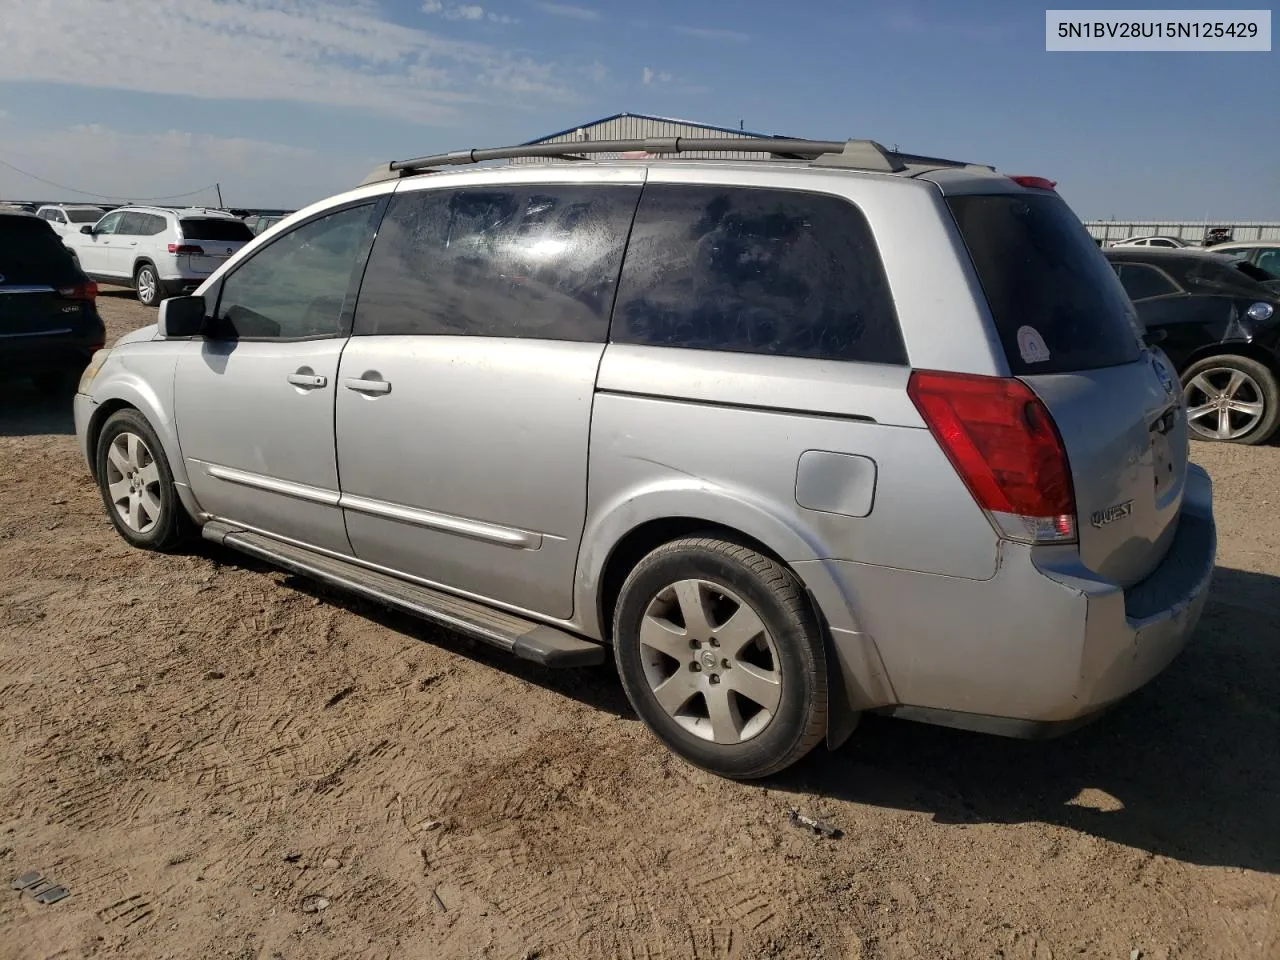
[201, 521, 605, 668]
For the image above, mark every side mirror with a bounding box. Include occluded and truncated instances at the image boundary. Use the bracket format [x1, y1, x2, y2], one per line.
[158, 296, 207, 338]
[80, 224, 94, 235]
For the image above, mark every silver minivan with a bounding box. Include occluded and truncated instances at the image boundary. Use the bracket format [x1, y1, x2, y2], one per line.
[73, 137, 1216, 779]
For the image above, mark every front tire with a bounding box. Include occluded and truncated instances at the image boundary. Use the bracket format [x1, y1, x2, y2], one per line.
[1181, 355, 1279, 445]
[95, 409, 191, 551]
[613, 537, 828, 780]
[135, 263, 161, 307]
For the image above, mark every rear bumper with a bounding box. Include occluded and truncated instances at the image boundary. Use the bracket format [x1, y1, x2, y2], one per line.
[797, 464, 1216, 735]
[0, 331, 101, 378]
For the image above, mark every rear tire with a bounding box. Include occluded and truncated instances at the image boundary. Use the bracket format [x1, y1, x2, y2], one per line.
[135, 263, 161, 307]
[95, 408, 192, 551]
[1181, 355, 1279, 446]
[613, 537, 828, 780]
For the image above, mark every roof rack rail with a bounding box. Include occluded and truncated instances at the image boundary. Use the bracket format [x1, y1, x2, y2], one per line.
[359, 137, 990, 185]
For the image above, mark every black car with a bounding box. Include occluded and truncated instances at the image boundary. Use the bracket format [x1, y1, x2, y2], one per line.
[1104, 247, 1280, 445]
[0, 211, 106, 394]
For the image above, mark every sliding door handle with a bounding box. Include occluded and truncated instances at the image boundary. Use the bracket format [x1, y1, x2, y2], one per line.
[343, 376, 392, 395]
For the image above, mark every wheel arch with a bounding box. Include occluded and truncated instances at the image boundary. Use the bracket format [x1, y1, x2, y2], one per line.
[1180, 339, 1280, 378]
[87, 379, 190, 491]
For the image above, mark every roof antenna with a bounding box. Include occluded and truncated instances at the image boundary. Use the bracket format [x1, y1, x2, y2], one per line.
[739, 119, 744, 131]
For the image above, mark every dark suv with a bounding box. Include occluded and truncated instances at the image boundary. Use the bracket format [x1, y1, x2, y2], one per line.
[0, 211, 105, 394]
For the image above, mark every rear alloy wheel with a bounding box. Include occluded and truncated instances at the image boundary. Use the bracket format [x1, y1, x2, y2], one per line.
[613, 537, 828, 780]
[135, 263, 161, 307]
[1181, 355, 1280, 445]
[95, 409, 191, 551]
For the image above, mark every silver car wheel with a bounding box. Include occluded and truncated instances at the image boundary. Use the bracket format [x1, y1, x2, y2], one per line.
[1184, 368, 1266, 440]
[105, 432, 163, 534]
[638, 578, 782, 745]
[136, 267, 157, 304]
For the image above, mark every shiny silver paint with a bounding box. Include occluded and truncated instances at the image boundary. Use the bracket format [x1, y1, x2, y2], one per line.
[73, 157, 1217, 735]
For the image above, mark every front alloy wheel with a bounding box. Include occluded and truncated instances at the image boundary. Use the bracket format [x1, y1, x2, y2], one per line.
[105, 431, 163, 534]
[95, 408, 192, 551]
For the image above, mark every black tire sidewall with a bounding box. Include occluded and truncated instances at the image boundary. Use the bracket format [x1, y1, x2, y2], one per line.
[1182, 355, 1280, 445]
[614, 542, 824, 779]
[95, 409, 187, 550]
[135, 263, 159, 307]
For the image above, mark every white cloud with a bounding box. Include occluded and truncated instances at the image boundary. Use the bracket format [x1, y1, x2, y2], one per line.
[641, 67, 673, 86]
[0, 0, 573, 124]
[0, 122, 337, 208]
[424, 1, 506, 21]
[674, 25, 750, 42]
[535, 2, 599, 21]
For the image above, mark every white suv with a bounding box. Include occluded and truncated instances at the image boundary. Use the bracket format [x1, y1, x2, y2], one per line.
[34, 203, 107, 239]
[66, 206, 255, 306]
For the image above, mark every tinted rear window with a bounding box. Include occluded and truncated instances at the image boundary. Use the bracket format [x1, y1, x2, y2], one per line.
[947, 194, 1142, 375]
[180, 218, 253, 242]
[66, 208, 104, 223]
[0, 216, 82, 284]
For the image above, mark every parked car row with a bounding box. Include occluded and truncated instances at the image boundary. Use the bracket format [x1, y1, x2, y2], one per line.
[59, 206, 255, 306]
[70, 138, 1220, 779]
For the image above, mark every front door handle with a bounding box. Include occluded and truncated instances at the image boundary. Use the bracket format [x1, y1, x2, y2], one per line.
[287, 372, 328, 388]
[343, 376, 392, 395]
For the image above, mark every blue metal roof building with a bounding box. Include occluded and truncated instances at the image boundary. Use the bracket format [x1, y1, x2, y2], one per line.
[513, 112, 785, 163]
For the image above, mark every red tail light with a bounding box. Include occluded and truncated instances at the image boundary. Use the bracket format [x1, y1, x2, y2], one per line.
[1010, 175, 1057, 191]
[57, 281, 98, 301]
[168, 243, 204, 254]
[907, 370, 1076, 543]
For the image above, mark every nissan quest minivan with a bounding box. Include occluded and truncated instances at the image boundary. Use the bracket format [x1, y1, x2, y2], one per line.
[73, 137, 1216, 779]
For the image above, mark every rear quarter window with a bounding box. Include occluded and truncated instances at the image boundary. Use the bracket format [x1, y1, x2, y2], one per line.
[947, 194, 1142, 375]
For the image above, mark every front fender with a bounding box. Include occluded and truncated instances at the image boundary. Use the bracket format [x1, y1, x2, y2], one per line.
[87, 353, 185, 490]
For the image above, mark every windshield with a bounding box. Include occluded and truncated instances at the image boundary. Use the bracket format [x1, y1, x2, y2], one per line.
[947, 193, 1143, 375]
[66, 208, 105, 223]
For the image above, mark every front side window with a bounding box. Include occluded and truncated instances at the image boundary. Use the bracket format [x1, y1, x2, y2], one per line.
[354, 184, 640, 341]
[213, 204, 376, 340]
[612, 184, 906, 364]
[94, 211, 123, 235]
[1116, 263, 1180, 301]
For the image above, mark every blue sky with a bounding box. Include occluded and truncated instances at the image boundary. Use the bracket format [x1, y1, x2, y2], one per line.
[0, 0, 1275, 218]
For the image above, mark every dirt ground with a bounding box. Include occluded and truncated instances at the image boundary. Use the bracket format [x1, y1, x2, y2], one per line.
[1, 290, 1277, 960]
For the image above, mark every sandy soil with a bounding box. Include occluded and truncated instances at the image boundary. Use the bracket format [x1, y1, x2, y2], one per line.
[1, 291, 1277, 960]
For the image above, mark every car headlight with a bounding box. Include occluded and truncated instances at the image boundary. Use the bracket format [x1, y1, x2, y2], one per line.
[78, 348, 112, 394]
[1246, 302, 1275, 323]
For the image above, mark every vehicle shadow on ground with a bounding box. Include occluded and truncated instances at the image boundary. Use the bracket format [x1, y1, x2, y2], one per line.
[781, 565, 1280, 875]
[192, 540, 633, 719]
[0, 380, 75, 436]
